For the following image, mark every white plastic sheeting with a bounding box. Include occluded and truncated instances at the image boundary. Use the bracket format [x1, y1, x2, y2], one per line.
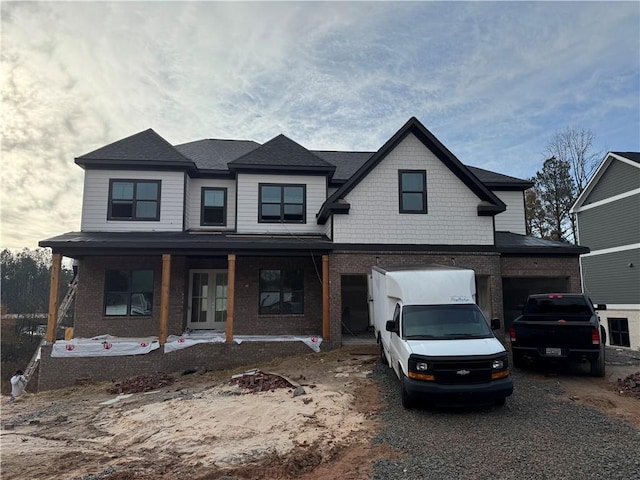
[51, 335, 160, 357]
[164, 331, 323, 353]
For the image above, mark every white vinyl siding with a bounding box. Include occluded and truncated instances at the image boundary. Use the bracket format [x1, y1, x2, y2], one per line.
[494, 191, 526, 235]
[81, 170, 184, 232]
[333, 133, 494, 244]
[236, 173, 327, 234]
[187, 178, 236, 231]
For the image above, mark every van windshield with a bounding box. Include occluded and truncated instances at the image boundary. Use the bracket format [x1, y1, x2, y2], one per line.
[402, 304, 493, 340]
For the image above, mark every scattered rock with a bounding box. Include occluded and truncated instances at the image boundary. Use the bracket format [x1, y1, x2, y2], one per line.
[615, 371, 640, 399]
[302, 397, 313, 405]
[107, 372, 174, 394]
[230, 370, 295, 394]
[293, 386, 306, 397]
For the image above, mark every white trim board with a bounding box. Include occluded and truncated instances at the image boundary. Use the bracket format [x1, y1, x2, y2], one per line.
[580, 244, 640, 257]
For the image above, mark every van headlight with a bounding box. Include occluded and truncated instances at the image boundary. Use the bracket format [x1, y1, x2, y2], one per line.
[416, 362, 430, 371]
[491, 357, 509, 380]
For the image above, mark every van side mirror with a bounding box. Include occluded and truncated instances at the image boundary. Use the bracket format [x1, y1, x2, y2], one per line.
[385, 320, 398, 333]
[491, 318, 501, 330]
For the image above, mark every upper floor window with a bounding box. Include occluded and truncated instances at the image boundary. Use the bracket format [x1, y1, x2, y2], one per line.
[259, 269, 304, 315]
[201, 187, 227, 226]
[108, 180, 161, 221]
[104, 270, 154, 316]
[399, 170, 427, 214]
[259, 184, 306, 223]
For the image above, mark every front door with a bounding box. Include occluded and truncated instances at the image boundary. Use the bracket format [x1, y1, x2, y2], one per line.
[187, 269, 228, 330]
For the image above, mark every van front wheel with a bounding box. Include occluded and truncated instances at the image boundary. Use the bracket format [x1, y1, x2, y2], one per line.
[401, 372, 414, 409]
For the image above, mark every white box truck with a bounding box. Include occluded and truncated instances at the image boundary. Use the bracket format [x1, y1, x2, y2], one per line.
[372, 265, 513, 408]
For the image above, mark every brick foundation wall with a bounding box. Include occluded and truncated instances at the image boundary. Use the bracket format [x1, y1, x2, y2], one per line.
[38, 341, 315, 391]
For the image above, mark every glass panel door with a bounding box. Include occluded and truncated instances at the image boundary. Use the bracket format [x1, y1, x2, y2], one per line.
[187, 269, 228, 330]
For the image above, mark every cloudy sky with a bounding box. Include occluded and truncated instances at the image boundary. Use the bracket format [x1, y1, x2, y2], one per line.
[1, 1, 638, 249]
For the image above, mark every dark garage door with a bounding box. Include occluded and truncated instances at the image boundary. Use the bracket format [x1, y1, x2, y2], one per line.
[502, 277, 569, 331]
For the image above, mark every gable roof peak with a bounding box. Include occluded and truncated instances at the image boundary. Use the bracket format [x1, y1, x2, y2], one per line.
[228, 132, 335, 172]
[75, 128, 193, 169]
[316, 116, 506, 223]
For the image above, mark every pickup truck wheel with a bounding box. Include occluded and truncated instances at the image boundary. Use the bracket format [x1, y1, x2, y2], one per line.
[379, 336, 388, 366]
[401, 371, 414, 409]
[512, 351, 525, 369]
[590, 345, 606, 378]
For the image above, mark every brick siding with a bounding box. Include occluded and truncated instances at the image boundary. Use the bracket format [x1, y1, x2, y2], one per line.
[500, 255, 582, 292]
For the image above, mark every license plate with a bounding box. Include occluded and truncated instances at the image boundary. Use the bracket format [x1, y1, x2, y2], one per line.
[545, 347, 562, 356]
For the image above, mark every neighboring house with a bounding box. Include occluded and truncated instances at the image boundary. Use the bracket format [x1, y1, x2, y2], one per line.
[38, 117, 588, 390]
[571, 152, 640, 350]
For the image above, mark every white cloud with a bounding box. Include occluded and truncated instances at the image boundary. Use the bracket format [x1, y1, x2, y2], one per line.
[1, 1, 638, 248]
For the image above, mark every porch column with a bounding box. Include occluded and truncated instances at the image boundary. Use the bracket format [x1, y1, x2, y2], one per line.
[322, 255, 330, 341]
[226, 254, 236, 343]
[46, 253, 62, 343]
[159, 254, 171, 344]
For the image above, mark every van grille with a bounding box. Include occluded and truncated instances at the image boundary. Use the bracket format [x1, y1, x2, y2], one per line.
[433, 360, 492, 385]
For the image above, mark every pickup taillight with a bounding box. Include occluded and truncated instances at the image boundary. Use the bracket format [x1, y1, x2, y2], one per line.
[509, 327, 516, 342]
[591, 327, 600, 345]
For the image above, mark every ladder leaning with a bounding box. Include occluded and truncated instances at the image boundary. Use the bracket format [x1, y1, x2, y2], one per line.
[23, 275, 78, 386]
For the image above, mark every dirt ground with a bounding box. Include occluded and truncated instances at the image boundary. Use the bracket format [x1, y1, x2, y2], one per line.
[0, 345, 396, 480]
[1, 345, 638, 480]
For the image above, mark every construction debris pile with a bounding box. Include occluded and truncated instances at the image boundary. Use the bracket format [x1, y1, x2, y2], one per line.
[231, 369, 295, 394]
[615, 371, 640, 399]
[107, 372, 175, 394]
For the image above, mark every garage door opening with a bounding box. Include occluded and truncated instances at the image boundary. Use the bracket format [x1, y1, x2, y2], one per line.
[340, 275, 370, 335]
[502, 277, 569, 331]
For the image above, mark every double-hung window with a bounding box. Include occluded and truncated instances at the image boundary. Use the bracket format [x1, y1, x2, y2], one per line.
[108, 180, 161, 221]
[104, 270, 154, 316]
[259, 269, 304, 315]
[201, 187, 227, 226]
[398, 170, 427, 213]
[259, 184, 305, 223]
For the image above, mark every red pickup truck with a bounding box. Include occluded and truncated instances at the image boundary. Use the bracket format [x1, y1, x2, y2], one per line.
[509, 293, 606, 377]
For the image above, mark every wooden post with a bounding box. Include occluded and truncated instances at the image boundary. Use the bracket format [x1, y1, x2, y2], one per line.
[322, 255, 330, 341]
[46, 253, 62, 343]
[159, 254, 171, 344]
[226, 254, 236, 343]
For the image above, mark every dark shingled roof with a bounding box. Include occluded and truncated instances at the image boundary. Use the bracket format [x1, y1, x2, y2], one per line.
[228, 134, 336, 173]
[73, 126, 533, 189]
[312, 151, 375, 182]
[612, 152, 640, 164]
[75, 129, 193, 168]
[467, 166, 533, 190]
[39, 230, 587, 257]
[175, 139, 260, 171]
[495, 231, 589, 255]
[39, 231, 333, 256]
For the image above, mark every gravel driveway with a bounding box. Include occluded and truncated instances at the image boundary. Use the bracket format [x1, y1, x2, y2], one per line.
[371, 350, 640, 480]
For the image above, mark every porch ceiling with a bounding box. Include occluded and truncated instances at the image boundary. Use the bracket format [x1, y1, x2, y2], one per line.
[39, 231, 333, 257]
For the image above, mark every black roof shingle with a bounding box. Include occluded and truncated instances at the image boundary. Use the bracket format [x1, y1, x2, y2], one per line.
[76, 129, 193, 168]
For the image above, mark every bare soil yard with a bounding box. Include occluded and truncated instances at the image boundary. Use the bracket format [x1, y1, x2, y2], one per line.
[1, 345, 637, 479]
